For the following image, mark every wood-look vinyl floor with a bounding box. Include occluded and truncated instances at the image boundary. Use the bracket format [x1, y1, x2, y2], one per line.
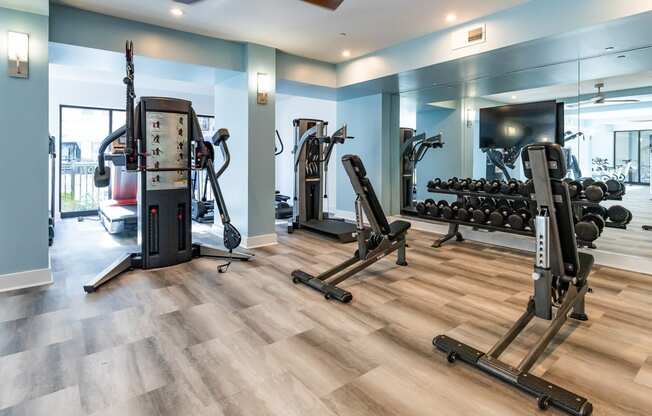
[1, 218, 652, 415]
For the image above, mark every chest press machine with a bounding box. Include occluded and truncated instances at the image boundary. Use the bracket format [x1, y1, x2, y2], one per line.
[291, 154, 411, 303]
[434, 143, 594, 416]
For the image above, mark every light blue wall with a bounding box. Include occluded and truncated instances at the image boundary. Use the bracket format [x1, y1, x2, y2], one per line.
[414, 105, 462, 201]
[246, 44, 276, 238]
[214, 44, 276, 241]
[0, 6, 49, 275]
[336, 93, 397, 213]
[49, 4, 244, 71]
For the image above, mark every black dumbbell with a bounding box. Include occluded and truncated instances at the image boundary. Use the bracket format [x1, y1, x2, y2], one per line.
[563, 179, 583, 200]
[521, 179, 534, 197]
[430, 178, 448, 190]
[607, 205, 632, 224]
[468, 178, 486, 192]
[451, 201, 470, 221]
[582, 178, 596, 189]
[576, 213, 606, 242]
[489, 200, 512, 227]
[483, 180, 502, 194]
[438, 200, 453, 219]
[507, 208, 532, 230]
[504, 179, 523, 195]
[472, 198, 495, 223]
[416, 201, 427, 215]
[605, 179, 625, 198]
[585, 181, 607, 202]
[584, 205, 608, 218]
[467, 196, 482, 210]
[446, 177, 460, 190]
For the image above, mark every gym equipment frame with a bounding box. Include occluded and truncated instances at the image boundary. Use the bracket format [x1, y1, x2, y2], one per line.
[84, 42, 250, 293]
[291, 154, 410, 303]
[399, 129, 444, 214]
[434, 143, 595, 416]
[289, 119, 356, 242]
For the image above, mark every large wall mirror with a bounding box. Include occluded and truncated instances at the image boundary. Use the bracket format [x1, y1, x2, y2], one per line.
[398, 42, 652, 272]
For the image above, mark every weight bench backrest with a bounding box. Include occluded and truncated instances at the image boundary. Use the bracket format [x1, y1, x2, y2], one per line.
[341, 154, 391, 235]
[522, 143, 580, 277]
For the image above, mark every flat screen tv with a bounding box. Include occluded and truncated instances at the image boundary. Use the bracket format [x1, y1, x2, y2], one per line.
[479, 100, 564, 149]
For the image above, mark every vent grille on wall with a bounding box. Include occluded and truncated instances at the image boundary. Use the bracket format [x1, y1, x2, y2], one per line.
[452, 24, 486, 50]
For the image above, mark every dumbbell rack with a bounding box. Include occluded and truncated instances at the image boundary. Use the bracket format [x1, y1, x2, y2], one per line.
[420, 188, 625, 248]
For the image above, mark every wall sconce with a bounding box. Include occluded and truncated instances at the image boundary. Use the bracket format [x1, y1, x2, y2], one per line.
[257, 72, 270, 105]
[8, 31, 29, 78]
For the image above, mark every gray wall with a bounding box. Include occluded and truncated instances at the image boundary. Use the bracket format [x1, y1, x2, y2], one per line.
[0, 7, 49, 275]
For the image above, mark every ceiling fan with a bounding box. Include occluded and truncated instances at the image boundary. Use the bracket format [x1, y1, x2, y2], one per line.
[568, 82, 640, 107]
[300, 0, 345, 10]
[173, 0, 345, 10]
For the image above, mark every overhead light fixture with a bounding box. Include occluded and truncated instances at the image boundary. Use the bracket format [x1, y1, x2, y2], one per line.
[257, 72, 271, 105]
[170, 8, 184, 17]
[445, 13, 457, 23]
[341, 50, 351, 58]
[617, 55, 626, 59]
[7, 31, 29, 78]
[605, 46, 615, 50]
[511, 95, 517, 99]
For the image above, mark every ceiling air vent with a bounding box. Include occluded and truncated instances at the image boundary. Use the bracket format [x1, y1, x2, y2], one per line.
[452, 24, 486, 50]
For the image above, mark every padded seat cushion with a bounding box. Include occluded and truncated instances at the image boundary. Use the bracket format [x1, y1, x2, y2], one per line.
[388, 220, 411, 241]
[577, 252, 594, 283]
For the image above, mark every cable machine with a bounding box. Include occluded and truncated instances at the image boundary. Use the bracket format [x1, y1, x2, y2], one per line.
[84, 41, 251, 293]
[289, 118, 355, 242]
[399, 128, 444, 213]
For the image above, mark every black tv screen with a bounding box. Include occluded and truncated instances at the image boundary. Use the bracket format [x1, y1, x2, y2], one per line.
[480, 100, 562, 149]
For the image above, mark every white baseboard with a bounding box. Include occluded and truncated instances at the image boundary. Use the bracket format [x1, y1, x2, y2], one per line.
[0, 268, 53, 293]
[211, 224, 277, 249]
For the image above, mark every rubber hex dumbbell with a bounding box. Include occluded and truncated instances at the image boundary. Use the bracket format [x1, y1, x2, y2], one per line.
[430, 178, 447, 190]
[563, 179, 583, 200]
[438, 200, 453, 219]
[446, 177, 460, 190]
[584, 205, 608, 219]
[521, 179, 534, 197]
[504, 179, 523, 195]
[468, 178, 486, 192]
[426, 201, 440, 218]
[452, 201, 471, 221]
[452, 178, 471, 191]
[582, 178, 596, 189]
[472, 199, 496, 223]
[605, 179, 625, 198]
[489, 201, 513, 227]
[416, 201, 427, 215]
[585, 181, 608, 202]
[467, 196, 482, 210]
[507, 208, 532, 230]
[483, 180, 502, 194]
[607, 205, 632, 224]
[575, 213, 606, 242]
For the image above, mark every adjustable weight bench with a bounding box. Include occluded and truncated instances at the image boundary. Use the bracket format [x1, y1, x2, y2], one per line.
[434, 143, 594, 416]
[291, 154, 411, 303]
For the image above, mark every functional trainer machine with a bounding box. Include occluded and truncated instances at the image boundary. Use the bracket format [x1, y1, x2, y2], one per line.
[434, 143, 594, 416]
[399, 128, 444, 213]
[289, 118, 356, 242]
[84, 41, 250, 293]
[291, 154, 411, 303]
[274, 130, 293, 220]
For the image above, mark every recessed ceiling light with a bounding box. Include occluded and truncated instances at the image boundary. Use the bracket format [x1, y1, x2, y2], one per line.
[339, 32, 347, 36]
[445, 13, 457, 23]
[605, 46, 615, 50]
[342, 50, 351, 58]
[511, 95, 517, 99]
[170, 8, 183, 17]
[617, 55, 626, 58]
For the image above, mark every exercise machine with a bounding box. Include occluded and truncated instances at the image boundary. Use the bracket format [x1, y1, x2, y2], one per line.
[48, 135, 56, 246]
[84, 41, 251, 293]
[291, 154, 411, 303]
[434, 142, 594, 416]
[399, 128, 444, 213]
[191, 167, 215, 223]
[483, 146, 522, 181]
[98, 132, 139, 234]
[288, 118, 356, 242]
[274, 130, 293, 220]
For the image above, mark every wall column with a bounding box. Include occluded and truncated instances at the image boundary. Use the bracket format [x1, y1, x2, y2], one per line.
[213, 44, 276, 248]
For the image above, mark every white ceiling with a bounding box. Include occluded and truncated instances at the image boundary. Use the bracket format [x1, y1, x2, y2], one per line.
[52, 0, 527, 63]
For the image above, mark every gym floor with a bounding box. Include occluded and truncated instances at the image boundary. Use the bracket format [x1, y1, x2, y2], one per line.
[1, 220, 651, 415]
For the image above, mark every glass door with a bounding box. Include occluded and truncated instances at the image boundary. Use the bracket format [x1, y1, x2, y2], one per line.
[641, 130, 652, 185]
[59, 106, 111, 217]
[614, 131, 639, 183]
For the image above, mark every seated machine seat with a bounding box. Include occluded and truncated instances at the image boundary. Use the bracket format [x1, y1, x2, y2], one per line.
[577, 252, 594, 283]
[388, 220, 411, 241]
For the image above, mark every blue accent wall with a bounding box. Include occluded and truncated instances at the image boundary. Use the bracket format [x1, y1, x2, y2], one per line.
[0, 7, 49, 275]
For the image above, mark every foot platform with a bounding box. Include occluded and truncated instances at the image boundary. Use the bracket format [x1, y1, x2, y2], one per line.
[291, 270, 353, 303]
[433, 335, 593, 416]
